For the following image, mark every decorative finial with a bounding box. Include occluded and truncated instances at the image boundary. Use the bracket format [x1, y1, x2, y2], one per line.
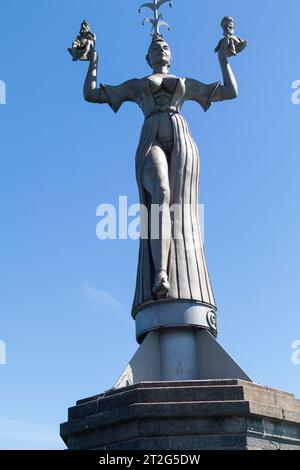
[139, 0, 173, 35]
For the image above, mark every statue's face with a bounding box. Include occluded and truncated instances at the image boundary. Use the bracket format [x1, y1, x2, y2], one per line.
[225, 21, 234, 32]
[148, 41, 172, 69]
[81, 24, 89, 35]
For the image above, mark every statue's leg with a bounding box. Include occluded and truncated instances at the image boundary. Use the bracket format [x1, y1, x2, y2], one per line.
[142, 143, 171, 296]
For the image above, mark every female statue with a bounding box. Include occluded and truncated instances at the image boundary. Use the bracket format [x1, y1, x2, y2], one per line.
[78, 17, 244, 317]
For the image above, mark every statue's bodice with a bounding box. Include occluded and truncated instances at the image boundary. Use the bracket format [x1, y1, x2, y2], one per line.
[148, 75, 179, 110]
[141, 75, 180, 143]
[139, 76, 184, 120]
[148, 75, 179, 94]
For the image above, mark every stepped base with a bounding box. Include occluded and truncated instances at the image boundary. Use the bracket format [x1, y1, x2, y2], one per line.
[60, 379, 300, 450]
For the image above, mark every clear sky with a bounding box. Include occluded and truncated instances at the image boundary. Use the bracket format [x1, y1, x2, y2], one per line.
[0, 0, 299, 450]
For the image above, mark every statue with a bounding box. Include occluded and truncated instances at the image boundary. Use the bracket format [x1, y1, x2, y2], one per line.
[62, 4, 300, 442]
[215, 16, 247, 56]
[68, 20, 96, 62]
[69, 2, 247, 318]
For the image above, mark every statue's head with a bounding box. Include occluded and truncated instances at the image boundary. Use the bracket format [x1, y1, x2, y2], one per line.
[146, 34, 172, 71]
[80, 20, 91, 35]
[221, 16, 235, 34]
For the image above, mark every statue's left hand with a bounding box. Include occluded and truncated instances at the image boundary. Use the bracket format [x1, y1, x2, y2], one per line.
[217, 37, 247, 60]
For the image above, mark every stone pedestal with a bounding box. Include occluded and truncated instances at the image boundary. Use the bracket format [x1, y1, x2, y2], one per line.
[60, 379, 300, 450]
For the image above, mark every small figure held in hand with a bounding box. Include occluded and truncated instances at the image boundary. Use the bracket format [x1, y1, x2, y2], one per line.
[215, 16, 247, 57]
[68, 20, 96, 62]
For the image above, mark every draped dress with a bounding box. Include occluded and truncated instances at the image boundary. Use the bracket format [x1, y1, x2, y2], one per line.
[101, 76, 220, 317]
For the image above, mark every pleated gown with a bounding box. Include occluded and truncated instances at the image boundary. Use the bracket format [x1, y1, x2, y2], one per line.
[102, 77, 220, 315]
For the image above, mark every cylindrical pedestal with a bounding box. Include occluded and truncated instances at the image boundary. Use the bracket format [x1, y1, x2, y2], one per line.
[134, 300, 218, 344]
[133, 300, 217, 381]
[159, 328, 199, 380]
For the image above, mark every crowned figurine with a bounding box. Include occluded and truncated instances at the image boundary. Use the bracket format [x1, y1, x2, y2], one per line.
[215, 16, 247, 57]
[68, 20, 96, 61]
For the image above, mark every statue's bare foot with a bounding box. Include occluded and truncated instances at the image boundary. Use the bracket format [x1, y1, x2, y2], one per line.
[153, 271, 170, 298]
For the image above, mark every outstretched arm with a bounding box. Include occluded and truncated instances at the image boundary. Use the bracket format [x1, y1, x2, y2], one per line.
[212, 48, 238, 102]
[83, 50, 108, 103]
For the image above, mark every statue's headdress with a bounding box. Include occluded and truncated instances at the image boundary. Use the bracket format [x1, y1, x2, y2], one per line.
[139, 0, 173, 37]
[139, 1, 174, 69]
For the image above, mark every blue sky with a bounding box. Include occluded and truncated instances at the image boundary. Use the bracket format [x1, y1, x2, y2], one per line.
[0, 0, 299, 450]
